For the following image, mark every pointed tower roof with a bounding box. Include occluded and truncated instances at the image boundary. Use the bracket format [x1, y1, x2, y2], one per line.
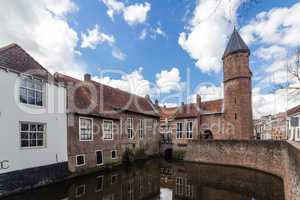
[222, 27, 250, 59]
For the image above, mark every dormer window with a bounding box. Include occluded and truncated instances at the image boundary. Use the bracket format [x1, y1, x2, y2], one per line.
[20, 77, 43, 106]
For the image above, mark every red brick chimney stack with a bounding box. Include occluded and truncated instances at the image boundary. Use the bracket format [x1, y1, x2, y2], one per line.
[84, 73, 91, 81]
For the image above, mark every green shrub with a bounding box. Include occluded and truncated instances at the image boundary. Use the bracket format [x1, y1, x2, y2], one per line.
[172, 150, 186, 160]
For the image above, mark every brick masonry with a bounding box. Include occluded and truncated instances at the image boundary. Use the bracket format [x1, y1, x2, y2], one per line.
[179, 140, 300, 200]
[68, 112, 160, 172]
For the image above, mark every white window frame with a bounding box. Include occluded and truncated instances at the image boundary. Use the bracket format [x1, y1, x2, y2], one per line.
[176, 122, 183, 139]
[79, 117, 93, 141]
[96, 150, 104, 166]
[127, 118, 133, 139]
[138, 119, 144, 139]
[20, 122, 46, 149]
[95, 176, 104, 192]
[76, 154, 86, 167]
[75, 184, 86, 198]
[111, 150, 117, 159]
[186, 121, 193, 139]
[103, 120, 113, 140]
[19, 76, 44, 107]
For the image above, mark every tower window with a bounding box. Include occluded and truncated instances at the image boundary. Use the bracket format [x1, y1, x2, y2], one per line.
[235, 113, 237, 120]
[234, 97, 237, 104]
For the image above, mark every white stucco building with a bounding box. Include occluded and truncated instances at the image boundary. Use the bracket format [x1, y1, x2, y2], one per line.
[287, 105, 300, 142]
[0, 44, 68, 175]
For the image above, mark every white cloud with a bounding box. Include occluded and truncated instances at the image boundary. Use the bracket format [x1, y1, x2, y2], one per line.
[93, 67, 152, 97]
[0, 0, 85, 78]
[190, 84, 223, 102]
[101, 0, 125, 20]
[252, 87, 300, 118]
[155, 68, 184, 93]
[46, 0, 78, 18]
[139, 28, 147, 40]
[241, 2, 300, 89]
[81, 24, 115, 49]
[179, 0, 243, 73]
[254, 45, 287, 61]
[123, 2, 151, 26]
[112, 48, 126, 61]
[154, 27, 167, 38]
[240, 3, 300, 47]
[101, 0, 151, 26]
[150, 24, 167, 40]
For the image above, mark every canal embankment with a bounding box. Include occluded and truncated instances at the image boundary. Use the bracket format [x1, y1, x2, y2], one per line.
[174, 140, 300, 200]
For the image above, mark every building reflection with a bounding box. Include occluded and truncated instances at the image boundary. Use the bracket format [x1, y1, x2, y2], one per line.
[160, 161, 284, 200]
[4, 160, 283, 200]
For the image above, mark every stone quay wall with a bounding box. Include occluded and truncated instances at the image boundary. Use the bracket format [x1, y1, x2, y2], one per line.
[177, 140, 300, 200]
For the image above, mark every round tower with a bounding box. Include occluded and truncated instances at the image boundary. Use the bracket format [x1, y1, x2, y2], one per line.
[222, 28, 253, 140]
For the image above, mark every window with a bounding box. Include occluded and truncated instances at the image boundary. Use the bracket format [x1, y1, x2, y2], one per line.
[96, 150, 103, 165]
[103, 120, 113, 140]
[20, 122, 45, 148]
[175, 177, 184, 196]
[75, 184, 86, 198]
[79, 117, 93, 141]
[138, 119, 144, 139]
[95, 176, 103, 192]
[20, 77, 43, 106]
[76, 155, 85, 166]
[291, 117, 299, 127]
[111, 174, 118, 184]
[111, 150, 117, 159]
[127, 118, 133, 139]
[235, 113, 237, 120]
[186, 121, 193, 139]
[176, 122, 183, 139]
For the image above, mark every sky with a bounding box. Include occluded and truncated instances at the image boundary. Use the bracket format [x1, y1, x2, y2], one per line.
[0, 0, 300, 118]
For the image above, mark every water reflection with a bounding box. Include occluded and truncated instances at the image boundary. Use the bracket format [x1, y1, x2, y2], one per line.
[4, 159, 284, 200]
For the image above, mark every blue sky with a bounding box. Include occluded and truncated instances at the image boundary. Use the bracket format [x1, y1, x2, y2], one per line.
[0, 0, 300, 117]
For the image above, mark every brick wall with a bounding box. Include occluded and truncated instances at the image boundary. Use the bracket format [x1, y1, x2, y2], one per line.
[67, 112, 160, 172]
[180, 140, 300, 200]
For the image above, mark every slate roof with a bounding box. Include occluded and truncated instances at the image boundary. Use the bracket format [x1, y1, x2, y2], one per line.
[287, 105, 300, 116]
[223, 28, 250, 59]
[159, 99, 223, 120]
[54, 73, 160, 119]
[0, 43, 53, 80]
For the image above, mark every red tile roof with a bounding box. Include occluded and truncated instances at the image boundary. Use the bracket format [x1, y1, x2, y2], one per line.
[54, 73, 159, 118]
[159, 99, 223, 120]
[287, 105, 300, 116]
[201, 99, 223, 114]
[0, 43, 52, 80]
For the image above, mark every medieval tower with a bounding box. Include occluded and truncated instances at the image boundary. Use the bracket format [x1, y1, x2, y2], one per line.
[222, 28, 253, 139]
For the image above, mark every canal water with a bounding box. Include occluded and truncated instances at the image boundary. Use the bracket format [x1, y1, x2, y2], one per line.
[3, 159, 284, 200]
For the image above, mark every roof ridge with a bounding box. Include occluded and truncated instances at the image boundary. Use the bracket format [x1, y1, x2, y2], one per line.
[55, 72, 157, 112]
[0, 43, 52, 76]
[0, 43, 18, 52]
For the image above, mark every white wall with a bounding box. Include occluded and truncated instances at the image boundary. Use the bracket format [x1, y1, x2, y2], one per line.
[0, 69, 68, 174]
[288, 113, 300, 142]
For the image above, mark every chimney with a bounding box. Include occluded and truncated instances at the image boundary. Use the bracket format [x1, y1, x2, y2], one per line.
[84, 73, 91, 81]
[196, 94, 201, 108]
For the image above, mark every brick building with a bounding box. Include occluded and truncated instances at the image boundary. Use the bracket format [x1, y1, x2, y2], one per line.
[160, 28, 254, 146]
[55, 73, 160, 172]
[272, 112, 287, 140]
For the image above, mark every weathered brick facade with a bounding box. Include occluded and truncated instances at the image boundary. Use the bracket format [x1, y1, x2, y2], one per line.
[160, 28, 253, 145]
[55, 73, 160, 173]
